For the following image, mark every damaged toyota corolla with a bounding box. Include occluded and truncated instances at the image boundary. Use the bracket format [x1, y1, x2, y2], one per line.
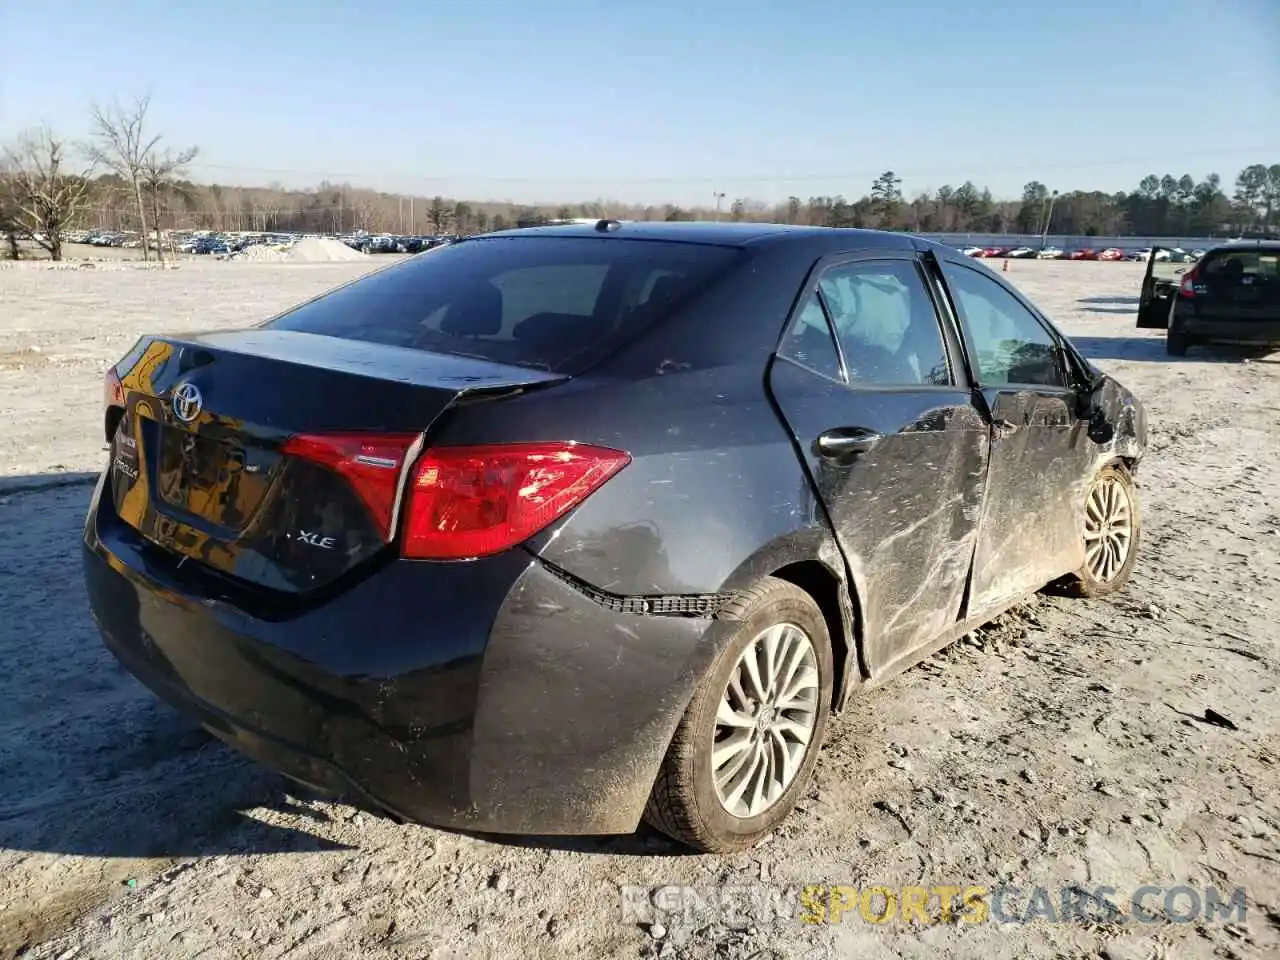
[83, 221, 1147, 853]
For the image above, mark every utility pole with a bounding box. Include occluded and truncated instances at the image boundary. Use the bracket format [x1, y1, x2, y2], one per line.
[1040, 190, 1059, 250]
[713, 191, 725, 221]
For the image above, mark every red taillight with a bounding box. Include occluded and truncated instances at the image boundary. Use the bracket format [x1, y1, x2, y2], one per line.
[104, 368, 125, 408]
[1179, 267, 1199, 298]
[403, 442, 631, 560]
[280, 433, 420, 538]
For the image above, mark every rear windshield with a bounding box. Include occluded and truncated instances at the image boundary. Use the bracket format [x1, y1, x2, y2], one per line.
[263, 236, 741, 371]
[1200, 249, 1280, 281]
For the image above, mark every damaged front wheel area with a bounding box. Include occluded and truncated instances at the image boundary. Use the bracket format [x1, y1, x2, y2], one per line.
[1058, 462, 1141, 598]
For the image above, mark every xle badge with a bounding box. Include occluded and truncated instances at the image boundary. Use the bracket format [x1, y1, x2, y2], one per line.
[296, 530, 337, 549]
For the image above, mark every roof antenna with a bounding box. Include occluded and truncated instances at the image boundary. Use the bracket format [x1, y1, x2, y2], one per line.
[594, 219, 623, 232]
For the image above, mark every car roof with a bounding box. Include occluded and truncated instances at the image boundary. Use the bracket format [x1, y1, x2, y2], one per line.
[480, 220, 917, 251]
[1204, 239, 1280, 254]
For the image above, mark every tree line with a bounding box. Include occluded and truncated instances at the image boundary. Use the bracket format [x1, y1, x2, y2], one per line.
[3, 99, 1278, 260]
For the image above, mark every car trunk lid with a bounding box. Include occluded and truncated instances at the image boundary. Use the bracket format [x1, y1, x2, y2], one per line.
[107, 330, 565, 595]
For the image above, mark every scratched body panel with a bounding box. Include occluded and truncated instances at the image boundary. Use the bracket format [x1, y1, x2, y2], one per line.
[766, 364, 989, 677]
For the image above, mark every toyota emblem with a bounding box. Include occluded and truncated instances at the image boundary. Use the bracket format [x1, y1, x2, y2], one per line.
[172, 382, 203, 423]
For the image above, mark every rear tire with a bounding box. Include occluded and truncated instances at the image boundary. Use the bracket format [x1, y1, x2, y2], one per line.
[1166, 330, 1191, 356]
[1059, 463, 1141, 598]
[643, 577, 833, 853]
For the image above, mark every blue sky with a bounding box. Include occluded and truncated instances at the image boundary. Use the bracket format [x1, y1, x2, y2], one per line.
[4, 0, 1278, 206]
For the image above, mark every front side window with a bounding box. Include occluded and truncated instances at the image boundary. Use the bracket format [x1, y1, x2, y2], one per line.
[940, 265, 1066, 388]
[816, 260, 952, 386]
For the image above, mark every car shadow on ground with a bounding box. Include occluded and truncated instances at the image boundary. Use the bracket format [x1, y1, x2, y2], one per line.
[1077, 296, 1140, 317]
[0, 472, 352, 859]
[1078, 295, 1140, 306]
[1071, 335, 1279, 364]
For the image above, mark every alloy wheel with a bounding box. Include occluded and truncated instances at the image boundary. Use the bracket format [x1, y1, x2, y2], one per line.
[712, 622, 820, 819]
[1084, 473, 1134, 583]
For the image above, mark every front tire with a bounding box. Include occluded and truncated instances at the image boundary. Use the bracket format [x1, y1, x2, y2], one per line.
[643, 577, 833, 853]
[1060, 463, 1141, 598]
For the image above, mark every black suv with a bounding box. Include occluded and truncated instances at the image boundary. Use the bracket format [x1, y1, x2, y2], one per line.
[1137, 241, 1280, 356]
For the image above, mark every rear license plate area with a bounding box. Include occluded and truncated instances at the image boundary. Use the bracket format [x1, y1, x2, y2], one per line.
[156, 426, 243, 508]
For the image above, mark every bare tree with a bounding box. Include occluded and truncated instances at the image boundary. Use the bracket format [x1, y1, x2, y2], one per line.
[88, 95, 196, 261]
[1, 128, 95, 261]
[0, 174, 19, 259]
[140, 145, 198, 262]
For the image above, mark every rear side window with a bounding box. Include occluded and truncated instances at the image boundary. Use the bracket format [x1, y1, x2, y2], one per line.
[265, 237, 741, 371]
[778, 293, 843, 380]
[817, 260, 952, 386]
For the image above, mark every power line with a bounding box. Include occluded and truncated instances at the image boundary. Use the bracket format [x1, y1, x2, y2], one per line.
[183, 145, 1280, 186]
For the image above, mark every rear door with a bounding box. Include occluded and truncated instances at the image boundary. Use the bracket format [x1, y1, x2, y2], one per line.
[932, 258, 1094, 615]
[767, 252, 989, 676]
[1188, 246, 1280, 325]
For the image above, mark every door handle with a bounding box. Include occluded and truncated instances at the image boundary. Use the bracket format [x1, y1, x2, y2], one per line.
[991, 418, 1019, 439]
[815, 428, 882, 459]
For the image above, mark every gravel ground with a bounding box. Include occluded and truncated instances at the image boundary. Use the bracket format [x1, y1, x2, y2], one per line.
[0, 257, 1277, 960]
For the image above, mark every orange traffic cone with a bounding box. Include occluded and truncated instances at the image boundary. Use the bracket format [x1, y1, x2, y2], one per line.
[1002, 258, 1009, 272]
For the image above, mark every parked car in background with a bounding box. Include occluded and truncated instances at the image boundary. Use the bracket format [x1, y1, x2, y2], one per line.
[84, 221, 1147, 853]
[961, 246, 985, 258]
[1006, 246, 1037, 259]
[1070, 249, 1098, 260]
[1098, 248, 1127, 261]
[1138, 240, 1280, 356]
[1037, 246, 1064, 260]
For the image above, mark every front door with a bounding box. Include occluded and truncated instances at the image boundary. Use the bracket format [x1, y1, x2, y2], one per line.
[767, 254, 989, 677]
[934, 259, 1094, 616]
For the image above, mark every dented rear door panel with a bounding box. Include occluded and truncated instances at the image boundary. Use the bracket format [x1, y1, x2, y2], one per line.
[767, 366, 989, 677]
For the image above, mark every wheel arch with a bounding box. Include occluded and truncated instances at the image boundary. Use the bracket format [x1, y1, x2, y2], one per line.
[717, 525, 866, 713]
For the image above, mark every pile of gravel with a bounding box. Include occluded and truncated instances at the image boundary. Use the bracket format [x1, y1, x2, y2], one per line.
[232, 238, 367, 263]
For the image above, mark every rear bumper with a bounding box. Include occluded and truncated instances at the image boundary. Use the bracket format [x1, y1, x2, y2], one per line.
[1172, 311, 1280, 345]
[82, 469, 708, 835]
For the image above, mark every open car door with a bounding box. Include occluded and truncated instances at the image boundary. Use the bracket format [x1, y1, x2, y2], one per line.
[1136, 246, 1178, 329]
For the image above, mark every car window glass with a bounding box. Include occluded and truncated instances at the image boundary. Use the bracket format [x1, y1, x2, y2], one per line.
[941, 265, 1065, 387]
[816, 260, 951, 385]
[778, 292, 842, 380]
[491, 264, 609, 330]
[1200, 250, 1280, 299]
[265, 237, 740, 372]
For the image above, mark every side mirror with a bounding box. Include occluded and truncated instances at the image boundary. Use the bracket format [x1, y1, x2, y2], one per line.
[1077, 370, 1116, 445]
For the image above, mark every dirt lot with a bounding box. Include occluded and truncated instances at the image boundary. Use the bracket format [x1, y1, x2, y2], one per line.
[0, 257, 1276, 960]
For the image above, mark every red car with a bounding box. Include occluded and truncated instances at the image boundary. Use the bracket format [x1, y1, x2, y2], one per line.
[1098, 248, 1127, 261]
[1070, 249, 1098, 261]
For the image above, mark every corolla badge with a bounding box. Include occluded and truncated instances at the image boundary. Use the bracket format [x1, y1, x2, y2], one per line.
[172, 382, 203, 423]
